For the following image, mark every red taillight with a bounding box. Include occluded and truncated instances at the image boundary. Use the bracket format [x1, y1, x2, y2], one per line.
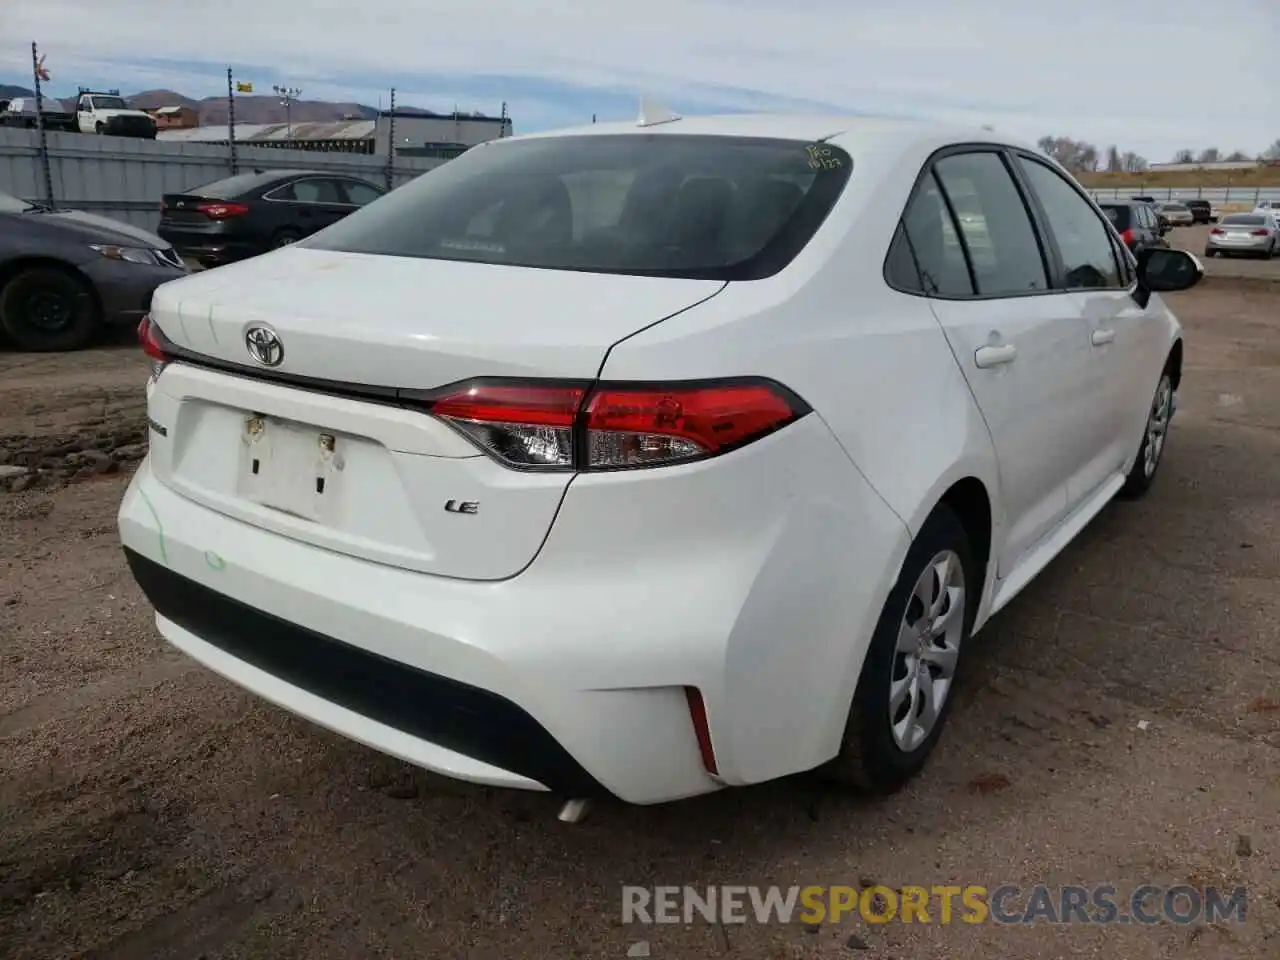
[684, 687, 719, 776]
[1119, 228, 1134, 245]
[198, 201, 249, 220]
[137, 314, 167, 361]
[1251, 229, 1269, 236]
[1210, 228, 1225, 235]
[159, 200, 168, 213]
[425, 377, 808, 471]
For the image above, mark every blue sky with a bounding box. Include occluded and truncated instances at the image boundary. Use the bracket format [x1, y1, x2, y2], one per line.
[2, 0, 1276, 160]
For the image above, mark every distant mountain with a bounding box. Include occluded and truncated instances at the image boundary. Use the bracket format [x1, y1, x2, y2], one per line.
[1, 82, 492, 124]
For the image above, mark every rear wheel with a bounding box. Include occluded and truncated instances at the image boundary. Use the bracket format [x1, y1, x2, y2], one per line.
[94, 121, 105, 134]
[0, 266, 100, 351]
[270, 229, 301, 249]
[1120, 370, 1173, 499]
[824, 505, 975, 793]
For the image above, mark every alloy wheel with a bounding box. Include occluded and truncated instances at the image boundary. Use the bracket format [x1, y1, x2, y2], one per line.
[1144, 377, 1173, 478]
[890, 550, 965, 751]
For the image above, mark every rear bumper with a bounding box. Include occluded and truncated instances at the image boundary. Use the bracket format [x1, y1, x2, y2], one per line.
[1204, 236, 1273, 254]
[118, 411, 908, 805]
[157, 228, 262, 268]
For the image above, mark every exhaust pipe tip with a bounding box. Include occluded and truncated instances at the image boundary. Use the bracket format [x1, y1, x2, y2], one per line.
[557, 798, 591, 823]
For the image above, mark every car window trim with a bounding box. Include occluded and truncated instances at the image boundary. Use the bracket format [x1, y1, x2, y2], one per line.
[884, 142, 1061, 302]
[1007, 150, 1131, 294]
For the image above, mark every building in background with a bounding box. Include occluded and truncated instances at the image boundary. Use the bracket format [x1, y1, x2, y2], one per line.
[148, 105, 199, 130]
[157, 109, 511, 157]
[375, 109, 511, 159]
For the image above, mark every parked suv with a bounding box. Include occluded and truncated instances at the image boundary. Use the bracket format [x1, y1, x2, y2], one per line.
[1182, 199, 1213, 224]
[1097, 200, 1168, 254]
[121, 118, 1202, 808]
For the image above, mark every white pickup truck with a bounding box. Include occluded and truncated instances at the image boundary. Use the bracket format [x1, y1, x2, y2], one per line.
[75, 90, 156, 138]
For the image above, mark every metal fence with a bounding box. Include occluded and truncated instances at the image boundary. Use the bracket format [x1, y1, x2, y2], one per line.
[1089, 185, 1278, 204]
[0, 126, 444, 232]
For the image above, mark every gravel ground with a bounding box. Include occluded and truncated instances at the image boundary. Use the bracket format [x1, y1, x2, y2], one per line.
[1, 284, 1278, 959]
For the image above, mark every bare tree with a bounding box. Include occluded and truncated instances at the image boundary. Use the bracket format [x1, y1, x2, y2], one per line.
[1224, 150, 1252, 162]
[1173, 148, 1195, 163]
[1106, 145, 1123, 173]
[1036, 135, 1100, 171]
[1264, 139, 1280, 161]
[1196, 147, 1221, 163]
[1121, 152, 1148, 173]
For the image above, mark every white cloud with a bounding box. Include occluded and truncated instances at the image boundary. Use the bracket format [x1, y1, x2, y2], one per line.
[2, 0, 1276, 158]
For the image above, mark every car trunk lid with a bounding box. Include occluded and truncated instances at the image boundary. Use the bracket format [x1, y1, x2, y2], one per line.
[145, 247, 724, 579]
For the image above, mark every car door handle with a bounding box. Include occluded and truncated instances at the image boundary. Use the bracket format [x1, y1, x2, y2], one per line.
[974, 344, 1017, 368]
[1091, 328, 1116, 346]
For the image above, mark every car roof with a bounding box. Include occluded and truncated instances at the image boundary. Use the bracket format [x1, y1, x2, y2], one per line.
[500, 113, 1042, 157]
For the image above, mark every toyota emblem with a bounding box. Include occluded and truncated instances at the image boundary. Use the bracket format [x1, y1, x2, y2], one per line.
[244, 324, 284, 367]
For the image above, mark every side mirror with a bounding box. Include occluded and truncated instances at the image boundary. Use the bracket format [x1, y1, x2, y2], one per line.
[1135, 248, 1203, 303]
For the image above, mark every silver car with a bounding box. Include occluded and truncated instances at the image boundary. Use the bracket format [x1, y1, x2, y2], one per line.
[1205, 213, 1279, 259]
[1158, 202, 1194, 227]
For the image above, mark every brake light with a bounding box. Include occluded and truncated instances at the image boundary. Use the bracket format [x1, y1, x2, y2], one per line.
[137, 314, 167, 361]
[1210, 228, 1225, 235]
[1251, 229, 1269, 236]
[159, 200, 168, 213]
[426, 378, 810, 471]
[198, 201, 249, 220]
[1119, 228, 1134, 246]
[685, 687, 719, 776]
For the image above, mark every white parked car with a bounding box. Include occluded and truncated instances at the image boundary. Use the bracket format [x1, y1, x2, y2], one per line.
[119, 114, 1202, 809]
[1253, 199, 1280, 219]
[75, 89, 156, 138]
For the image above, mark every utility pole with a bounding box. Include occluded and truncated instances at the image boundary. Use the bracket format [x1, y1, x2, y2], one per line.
[31, 42, 55, 208]
[385, 87, 396, 191]
[227, 68, 238, 173]
[273, 84, 302, 139]
[500, 101, 509, 138]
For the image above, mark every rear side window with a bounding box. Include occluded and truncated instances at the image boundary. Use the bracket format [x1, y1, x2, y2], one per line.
[900, 175, 974, 296]
[932, 152, 1049, 296]
[343, 180, 383, 206]
[884, 223, 924, 293]
[1222, 214, 1266, 226]
[291, 179, 344, 203]
[305, 134, 854, 281]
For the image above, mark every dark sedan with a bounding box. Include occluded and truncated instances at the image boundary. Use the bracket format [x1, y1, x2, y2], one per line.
[0, 192, 187, 351]
[157, 169, 385, 269]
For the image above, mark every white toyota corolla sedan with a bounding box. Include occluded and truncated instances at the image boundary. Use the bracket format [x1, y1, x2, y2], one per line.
[120, 113, 1202, 809]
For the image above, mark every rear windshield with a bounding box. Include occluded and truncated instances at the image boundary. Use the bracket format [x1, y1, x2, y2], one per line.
[1098, 205, 1128, 227]
[1161, 203, 1188, 211]
[186, 172, 279, 199]
[1222, 214, 1266, 226]
[304, 134, 854, 280]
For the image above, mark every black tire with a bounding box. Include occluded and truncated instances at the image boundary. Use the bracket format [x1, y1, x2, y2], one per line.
[823, 504, 977, 793]
[270, 229, 301, 249]
[1265, 242, 1275, 261]
[1119, 369, 1174, 499]
[94, 121, 105, 135]
[0, 266, 100, 352]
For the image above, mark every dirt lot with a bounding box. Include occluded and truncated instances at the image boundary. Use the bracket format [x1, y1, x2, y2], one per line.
[2, 281, 1279, 960]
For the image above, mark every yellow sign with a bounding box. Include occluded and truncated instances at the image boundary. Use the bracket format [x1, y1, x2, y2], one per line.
[235, 81, 254, 93]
